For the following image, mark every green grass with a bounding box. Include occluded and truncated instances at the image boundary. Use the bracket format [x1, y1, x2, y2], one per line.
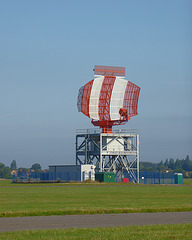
[0, 179, 12, 186]
[183, 178, 192, 185]
[0, 224, 192, 240]
[0, 183, 192, 217]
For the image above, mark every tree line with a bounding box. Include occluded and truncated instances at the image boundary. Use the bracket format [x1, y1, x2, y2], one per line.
[140, 155, 192, 178]
[0, 160, 42, 179]
[0, 156, 192, 179]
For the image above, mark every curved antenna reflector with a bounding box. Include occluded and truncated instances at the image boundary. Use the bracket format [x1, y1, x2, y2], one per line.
[77, 65, 140, 133]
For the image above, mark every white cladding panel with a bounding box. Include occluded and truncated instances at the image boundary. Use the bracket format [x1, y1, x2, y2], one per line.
[88, 77, 128, 121]
[89, 76, 104, 120]
[81, 165, 95, 181]
[103, 137, 124, 152]
[110, 78, 128, 120]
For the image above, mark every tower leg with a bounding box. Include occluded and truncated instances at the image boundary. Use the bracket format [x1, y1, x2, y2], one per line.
[76, 129, 139, 183]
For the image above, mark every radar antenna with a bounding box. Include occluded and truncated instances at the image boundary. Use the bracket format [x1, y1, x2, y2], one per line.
[77, 65, 140, 133]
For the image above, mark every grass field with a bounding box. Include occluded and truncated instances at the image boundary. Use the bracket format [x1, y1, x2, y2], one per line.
[0, 180, 192, 217]
[0, 179, 191, 239]
[0, 224, 192, 240]
[183, 178, 192, 185]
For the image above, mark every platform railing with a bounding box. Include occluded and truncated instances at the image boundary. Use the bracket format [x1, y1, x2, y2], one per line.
[76, 128, 138, 134]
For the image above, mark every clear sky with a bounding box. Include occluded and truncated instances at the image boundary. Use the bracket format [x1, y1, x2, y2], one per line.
[0, 0, 191, 169]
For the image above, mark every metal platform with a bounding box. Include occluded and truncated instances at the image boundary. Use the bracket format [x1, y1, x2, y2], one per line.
[76, 129, 139, 183]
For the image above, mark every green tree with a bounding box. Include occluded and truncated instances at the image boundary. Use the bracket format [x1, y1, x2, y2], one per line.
[139, 162, 159, 171]
[10, 160, 17, 170]
[3, 166, 12, 179]
[175, 159, 182, 169]
[182, 155, 192, 171]
[168, 158, 175, 170]
[31, 163, 41, 172]
[164, 159, 169, 169]
[0, 163, 11, 179]
[158, 160, 166, 170]
[18, 168, 29, 173]
[0, 163, 5, 178]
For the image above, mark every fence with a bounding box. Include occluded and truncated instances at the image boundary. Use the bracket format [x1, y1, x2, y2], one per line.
[12, 172, 49, 183]
[12, 170, 175, 184]
[120, 171, 174, 184]
[139, 171, 174, 184]
[12, 171, 81, 183]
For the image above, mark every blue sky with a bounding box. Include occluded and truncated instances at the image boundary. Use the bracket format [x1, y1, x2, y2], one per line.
[0, 0, 191, 169]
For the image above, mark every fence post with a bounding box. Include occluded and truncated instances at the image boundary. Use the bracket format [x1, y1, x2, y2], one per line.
[172, 172, 174, 184]
[159, 170, 161, 184]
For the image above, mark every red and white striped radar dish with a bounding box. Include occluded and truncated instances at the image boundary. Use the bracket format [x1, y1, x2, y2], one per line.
[77, 66, 140, 132]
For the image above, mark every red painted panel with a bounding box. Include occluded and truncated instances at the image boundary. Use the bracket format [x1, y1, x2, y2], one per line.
[98, 76, 116, 121]
[122, 178, 129, 183]
[123, 82, 140, 117]
[81, 79, 94, 118]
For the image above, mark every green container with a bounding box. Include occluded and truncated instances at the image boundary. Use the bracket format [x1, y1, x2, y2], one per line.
[95, 172, 116, 183]
[174, 173, 183, 184]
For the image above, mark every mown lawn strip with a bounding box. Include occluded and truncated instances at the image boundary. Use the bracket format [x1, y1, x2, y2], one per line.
[0, 184, 192, 217]
[0, 224, 192, 240]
